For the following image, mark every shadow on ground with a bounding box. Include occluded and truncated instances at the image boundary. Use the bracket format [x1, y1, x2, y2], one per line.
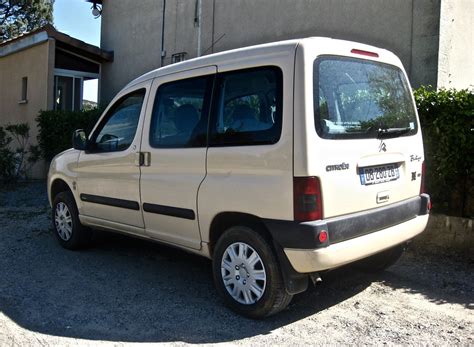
[0, 182, 472, 343]
[378, 251, 473, 310]
[0, 222, 374, 343]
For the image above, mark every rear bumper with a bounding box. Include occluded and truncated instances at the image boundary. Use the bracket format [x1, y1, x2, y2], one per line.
[284, 214, 429, 272]
[263, 194, 430, 273]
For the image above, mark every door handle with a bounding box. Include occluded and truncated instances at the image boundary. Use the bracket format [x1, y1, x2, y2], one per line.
[142, 152, 151, 166]
[135, 152, 143, 166]
[135, 152, 151, 167]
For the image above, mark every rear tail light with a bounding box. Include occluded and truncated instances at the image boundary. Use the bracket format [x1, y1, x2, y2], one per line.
[420, 161, 426, 194]
[293, 177, 323, 222]
[351, 48, 379, 58]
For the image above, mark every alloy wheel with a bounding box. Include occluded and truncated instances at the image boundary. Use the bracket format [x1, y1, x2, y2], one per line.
[55, 202, 73, 241]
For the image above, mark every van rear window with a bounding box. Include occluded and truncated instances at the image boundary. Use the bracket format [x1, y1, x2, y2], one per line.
[314, 56, 418, 139]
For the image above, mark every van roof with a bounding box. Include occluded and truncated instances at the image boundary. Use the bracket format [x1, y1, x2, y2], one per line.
[125, 37, 395, 88]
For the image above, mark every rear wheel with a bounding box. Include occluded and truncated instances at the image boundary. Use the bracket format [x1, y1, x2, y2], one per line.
[212, 226, 292, 319]
[355, 244, 405, 272]
[52, 191, 91, 250]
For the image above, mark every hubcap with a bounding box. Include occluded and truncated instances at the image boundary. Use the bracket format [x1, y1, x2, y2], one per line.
[221, 242, 267, 305]
[55, 202, 73, 241]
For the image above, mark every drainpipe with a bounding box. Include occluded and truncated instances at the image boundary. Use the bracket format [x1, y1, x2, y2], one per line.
[211, 0, 215, 53]
[196, 0, 202, 57]
[161, 0, 166, 67]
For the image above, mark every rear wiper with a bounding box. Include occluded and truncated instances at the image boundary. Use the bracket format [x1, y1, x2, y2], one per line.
[377, 127, 412, 138]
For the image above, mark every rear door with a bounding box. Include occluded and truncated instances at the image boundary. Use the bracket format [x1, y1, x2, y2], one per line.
[309, 55, 424, 218]
[139, 66, 216, 249]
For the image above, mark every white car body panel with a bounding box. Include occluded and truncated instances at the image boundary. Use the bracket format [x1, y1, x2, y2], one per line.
[47, 37, 428, 273]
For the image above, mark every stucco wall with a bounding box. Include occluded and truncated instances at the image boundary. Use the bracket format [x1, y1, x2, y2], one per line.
[438, 0, 474, 90]
[100, 0, 163, 104]
[0, 40, 53, 178]
[100, 0, 442, 104]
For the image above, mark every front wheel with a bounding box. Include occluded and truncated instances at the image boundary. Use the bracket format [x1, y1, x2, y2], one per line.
[52, 191, 91, 250]
[212, 226, 292, 319]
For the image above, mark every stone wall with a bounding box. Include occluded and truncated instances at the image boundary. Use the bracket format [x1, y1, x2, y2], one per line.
[411, 214, 474, 261]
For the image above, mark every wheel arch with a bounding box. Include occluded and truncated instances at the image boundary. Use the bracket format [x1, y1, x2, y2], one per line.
[208, 212, 271, 257]
[208, 211, 309, 296]
[50, 178, 73, 202]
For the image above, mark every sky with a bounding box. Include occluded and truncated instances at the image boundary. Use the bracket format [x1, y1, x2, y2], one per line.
[53, 0, 101, 102]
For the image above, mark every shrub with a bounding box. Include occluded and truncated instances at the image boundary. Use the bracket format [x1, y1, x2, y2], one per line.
[36, 108, 102, 161]
[414, 86, 474, 217]
[0, 123, 40, 181]
[0, 127, 15, 180]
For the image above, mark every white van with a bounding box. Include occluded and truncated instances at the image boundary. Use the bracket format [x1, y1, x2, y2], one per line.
[48, 37, 430, 318]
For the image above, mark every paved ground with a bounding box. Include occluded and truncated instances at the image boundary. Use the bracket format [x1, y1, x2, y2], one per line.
[0, 182, 472, 345]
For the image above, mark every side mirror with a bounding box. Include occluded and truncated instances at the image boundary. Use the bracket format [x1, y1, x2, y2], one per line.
[72, 129, 88, 150]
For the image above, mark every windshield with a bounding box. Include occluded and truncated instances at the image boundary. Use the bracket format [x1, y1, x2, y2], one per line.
[314, 56, 418, 139]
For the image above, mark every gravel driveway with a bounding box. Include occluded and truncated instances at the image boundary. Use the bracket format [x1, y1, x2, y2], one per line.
[0, 182, 472, 345]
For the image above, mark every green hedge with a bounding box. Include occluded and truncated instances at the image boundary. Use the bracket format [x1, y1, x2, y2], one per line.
[36, 109, 101, 161]
[414, 87, 474, 217]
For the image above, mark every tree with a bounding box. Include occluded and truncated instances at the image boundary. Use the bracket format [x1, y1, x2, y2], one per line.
[0, 0, 54, 42]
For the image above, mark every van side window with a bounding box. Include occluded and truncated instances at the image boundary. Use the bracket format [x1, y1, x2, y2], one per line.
[150, 75, 213, 148]
[91, 89, 146, 152]
[210, 67, 283, 146]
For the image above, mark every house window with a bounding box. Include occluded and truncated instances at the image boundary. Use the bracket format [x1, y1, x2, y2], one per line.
[19, 77, 28, 103]
[54, 75, 83, 111]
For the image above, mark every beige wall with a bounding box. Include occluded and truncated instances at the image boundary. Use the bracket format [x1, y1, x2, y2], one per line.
[0, 40, 53, 178]
[438, 0, 474, 90]
[100, 0, 441, 103]
[100, 0, 163, 104]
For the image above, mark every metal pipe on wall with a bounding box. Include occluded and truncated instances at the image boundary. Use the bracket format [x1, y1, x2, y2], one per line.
[160, 0, 166, 66]
[197, 0, 202, 57]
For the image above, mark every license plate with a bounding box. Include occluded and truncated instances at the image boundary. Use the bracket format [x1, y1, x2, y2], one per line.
[359, 164, 400, 185]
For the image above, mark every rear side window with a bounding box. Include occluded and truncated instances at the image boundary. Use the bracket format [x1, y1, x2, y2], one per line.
[150, 75, 213, 148]
[91, 89, 145, 152]
[210, 67, 283, 146]
[314, 56, 418, 139]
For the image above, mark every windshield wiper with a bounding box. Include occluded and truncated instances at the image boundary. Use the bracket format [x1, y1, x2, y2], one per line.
[377, 127, 412, 138]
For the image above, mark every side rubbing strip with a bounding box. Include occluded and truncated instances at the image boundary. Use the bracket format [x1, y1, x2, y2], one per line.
[143, 203, 195, 220]
[80, 194, 140, 211]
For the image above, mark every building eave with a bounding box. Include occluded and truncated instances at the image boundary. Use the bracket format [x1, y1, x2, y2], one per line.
[0, 24, 113, 62]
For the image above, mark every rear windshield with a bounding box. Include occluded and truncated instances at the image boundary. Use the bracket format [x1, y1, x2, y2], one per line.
[314, 56, 418, 139]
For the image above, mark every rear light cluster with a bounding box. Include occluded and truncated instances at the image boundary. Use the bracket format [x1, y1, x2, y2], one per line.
[293, 177, 323, 222]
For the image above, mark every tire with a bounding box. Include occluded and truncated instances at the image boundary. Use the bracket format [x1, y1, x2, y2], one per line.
[355, 244, 405, 273]
[52, 191, 91, 250]
[212, 226, 293, 319]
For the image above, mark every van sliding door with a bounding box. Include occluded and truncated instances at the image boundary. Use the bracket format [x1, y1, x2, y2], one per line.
[139, 66, 216, 250]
